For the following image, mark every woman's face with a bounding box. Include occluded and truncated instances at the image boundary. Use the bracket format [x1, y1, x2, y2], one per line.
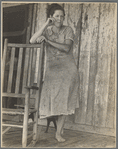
[51, 10, 64, 28]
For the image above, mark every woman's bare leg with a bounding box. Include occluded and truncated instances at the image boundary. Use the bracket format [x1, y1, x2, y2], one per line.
[55, 115, 66, 142]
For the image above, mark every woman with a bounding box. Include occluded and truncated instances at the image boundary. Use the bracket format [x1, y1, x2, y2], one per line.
[30, 3, 79, 142]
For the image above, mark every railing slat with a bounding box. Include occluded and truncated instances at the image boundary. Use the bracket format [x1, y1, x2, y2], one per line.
[22, 48, 30, 94]
[31, 48, 37, 95]
[15, 47, 23, 93]
[2, 39, 8, 90]
[27, 48, 33, 86]
[7, 47, 15, 93]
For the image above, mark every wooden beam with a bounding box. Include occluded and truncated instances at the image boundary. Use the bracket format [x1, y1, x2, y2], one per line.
[2, 124, 23, 128]
[2, 108, 37, 115]
[2, 93, 25, 98]
[8, 43, 41, 48]
[2, 92, 37, 99]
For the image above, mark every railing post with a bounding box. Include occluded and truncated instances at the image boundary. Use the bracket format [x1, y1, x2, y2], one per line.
[22, 88, 30, 147]
[32, 42, 45, 143]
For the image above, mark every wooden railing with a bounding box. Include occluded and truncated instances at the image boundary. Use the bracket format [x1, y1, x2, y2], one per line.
[2, 39, 45, 147]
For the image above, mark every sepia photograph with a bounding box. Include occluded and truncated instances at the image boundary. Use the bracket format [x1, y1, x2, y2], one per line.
[1, 1, 117, 148]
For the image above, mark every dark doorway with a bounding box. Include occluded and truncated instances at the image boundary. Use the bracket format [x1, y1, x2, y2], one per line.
[2, 4, 29, 108]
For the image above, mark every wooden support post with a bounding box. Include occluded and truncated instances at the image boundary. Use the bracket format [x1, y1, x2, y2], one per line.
[22, 88, 30, 147]
[32, 42, 44, 145]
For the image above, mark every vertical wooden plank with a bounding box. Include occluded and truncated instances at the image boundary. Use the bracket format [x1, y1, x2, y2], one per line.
[105, 4, 116, 128]
[94, 3, 115, 127]
[31, 3, 37, 36]
[33, 42, 45, 143]
[15, 48, 23, 93]
[30, 4, 38, 86]
[7, 47, 15, 93]
[75, 4, 92, 124]
[34, 3, 47, 83]
[84, 4, 100, 125]
[34, 48, 40, 83]
[63, 3, 68, 26]
[22, 89, 30, 147]
[36, 3, 47, 31]
[2, 39, 8, 91]
[26, 4, 33, 44]
[22, 48, 30, 93]
[63, 3, 82, 66]
[22, 4, 33, 93]
[27, 48, 33, 86]
[63, 3, 83, 123]
[31, 48, 37, 86]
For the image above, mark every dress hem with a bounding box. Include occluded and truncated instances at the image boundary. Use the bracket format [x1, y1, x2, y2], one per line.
[39, 110, 75, 119]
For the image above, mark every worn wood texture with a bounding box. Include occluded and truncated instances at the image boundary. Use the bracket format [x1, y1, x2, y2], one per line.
[2, 2, 116, 132]
[7, 47, 15, 93]
[33, 3, 47, 83]
[85, 4, 100, 126]
[30, 4, 38, 87]
[15, 48, 23, 93]
[63, 3, 82, 66]
[105, 4, 116, 129]
[2, 41, 45, 147]
[75, 3, 95, 124]
[63, 3, 82, 122]
[20, 3, 116, 136]
[2, 39, 8, 91]
[94, 3, 116, 128]
[2, 126, 115, 148]
[69, 3, 116, 132]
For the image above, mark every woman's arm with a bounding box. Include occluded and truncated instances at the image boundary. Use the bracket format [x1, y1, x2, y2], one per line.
[30, 24, 47, 43]
[30, 18, 55, 43]
[47, 39, 73, 53]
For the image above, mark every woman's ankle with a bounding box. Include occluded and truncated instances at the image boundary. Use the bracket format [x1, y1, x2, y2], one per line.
[55, 132, 65, 142]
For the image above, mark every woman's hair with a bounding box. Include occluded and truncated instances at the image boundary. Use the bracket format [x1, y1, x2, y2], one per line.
[47, 3, 65, 18]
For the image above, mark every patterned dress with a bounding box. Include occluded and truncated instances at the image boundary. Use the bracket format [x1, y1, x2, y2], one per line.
[39, 25, 79, 119]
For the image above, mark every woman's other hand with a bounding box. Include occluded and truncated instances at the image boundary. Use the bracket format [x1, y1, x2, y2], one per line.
[36, 36, 47, 43]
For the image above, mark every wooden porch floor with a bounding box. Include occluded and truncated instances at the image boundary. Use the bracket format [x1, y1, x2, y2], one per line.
[2, 125, 116, 148]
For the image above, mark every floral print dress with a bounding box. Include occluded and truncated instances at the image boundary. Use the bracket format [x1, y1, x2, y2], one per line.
[39, 25, 79, 119]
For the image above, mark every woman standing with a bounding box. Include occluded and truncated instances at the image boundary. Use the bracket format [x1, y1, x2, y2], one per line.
[30, 3, 79, 142]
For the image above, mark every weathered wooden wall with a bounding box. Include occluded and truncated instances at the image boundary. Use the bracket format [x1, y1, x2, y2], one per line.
[27, 3, 116, 136]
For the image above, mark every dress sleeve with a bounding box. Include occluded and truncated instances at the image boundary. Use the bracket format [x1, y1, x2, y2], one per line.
[65, 26, 74, 41]
[42, 26, 53, 39]
[42, 28, 47, 37]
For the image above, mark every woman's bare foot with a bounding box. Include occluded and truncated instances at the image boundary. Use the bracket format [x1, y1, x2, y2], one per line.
[55, 132, 65, 142]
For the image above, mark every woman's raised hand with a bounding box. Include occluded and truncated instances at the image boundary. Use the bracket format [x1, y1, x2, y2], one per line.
[36, 36, 47, 43]
[45, 17, 55, 26]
